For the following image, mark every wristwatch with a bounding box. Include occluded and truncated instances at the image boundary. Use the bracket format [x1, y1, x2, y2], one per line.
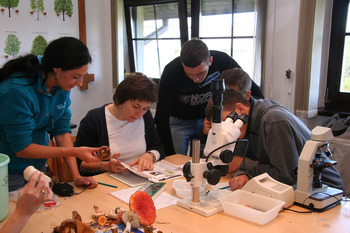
[146, 151, 156, 162]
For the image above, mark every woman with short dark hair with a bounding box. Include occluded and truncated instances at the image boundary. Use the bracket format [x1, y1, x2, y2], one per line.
[75, 72, 164, 176]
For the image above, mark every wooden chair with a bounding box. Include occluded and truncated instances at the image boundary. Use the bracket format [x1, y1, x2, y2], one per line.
[46, 136, 76, 183]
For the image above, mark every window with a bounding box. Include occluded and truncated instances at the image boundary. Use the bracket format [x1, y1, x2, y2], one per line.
[124, 0, 263, 83]
[124, 0, 188, 78]
[198, 0, 256, 78]
[326, 0, 350, 112]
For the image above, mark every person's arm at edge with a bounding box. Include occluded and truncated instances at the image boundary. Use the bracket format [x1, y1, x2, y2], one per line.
[154, 68, 176, 156]
[55, 132, 98, 188]
[0, 172, 49, 233]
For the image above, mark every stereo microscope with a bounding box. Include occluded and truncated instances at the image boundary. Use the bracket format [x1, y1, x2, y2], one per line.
[177, 79, 247, 217]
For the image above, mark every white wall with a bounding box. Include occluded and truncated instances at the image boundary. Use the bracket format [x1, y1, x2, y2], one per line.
[264, 0, 332, 117]
[69, 0, 114, 135]
[264, 0, 300, 112]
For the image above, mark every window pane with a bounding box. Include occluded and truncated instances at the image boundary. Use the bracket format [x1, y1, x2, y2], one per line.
[156, 3, 180, 38]
[134, 40, 159, 78]
[136, 39, 182, 79]
[233, 12, 255, 36]
[232, 38, 254, 76]
[158, 40, 182, 71]
[340, 36, 350, 93]
[201, 14, 232, 37]
[157, 18, 181, 38]
[131, 3, 180, 40]
[131, 6, 156, 39]
[202, 37, 254, 78]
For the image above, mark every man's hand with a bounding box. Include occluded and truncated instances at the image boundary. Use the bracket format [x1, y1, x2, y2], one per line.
[203, 117, 212, 135]
[229, 175, 249, 191]
[74, 176, 98, 189]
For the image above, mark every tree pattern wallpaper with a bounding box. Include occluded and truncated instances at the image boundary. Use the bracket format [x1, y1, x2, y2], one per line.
[0, 0, 79, 66]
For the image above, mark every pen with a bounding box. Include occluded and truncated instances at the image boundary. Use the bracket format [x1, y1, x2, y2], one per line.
[98, 182, 118, 188]
[219, 185, 231, 190]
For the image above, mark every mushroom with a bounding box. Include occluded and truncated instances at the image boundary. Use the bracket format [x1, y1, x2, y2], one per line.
[53, 219, 77, 233]
[72, 210, 82, 222]
[129, 191, 156, 226]
[97, 146, 111, 160]
[108, 207, 125, 223]
[92, 205, 105, 220]
[53, 211, 94, 233]
[121, 211, 140, 233]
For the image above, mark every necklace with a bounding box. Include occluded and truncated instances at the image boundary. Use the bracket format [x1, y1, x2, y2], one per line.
[107, 104, 129, 131]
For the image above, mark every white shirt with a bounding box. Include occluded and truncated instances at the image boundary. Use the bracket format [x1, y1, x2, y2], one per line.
[105, 107, 146, 164]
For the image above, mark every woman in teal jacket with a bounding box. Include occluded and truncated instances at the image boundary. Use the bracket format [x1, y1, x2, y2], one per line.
[0, 37, 101, 191]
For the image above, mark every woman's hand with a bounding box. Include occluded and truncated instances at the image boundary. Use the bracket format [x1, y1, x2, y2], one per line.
[0, 171, 52, 233]
[74, 147, 101, 163]
[229, 175, 249, 191]
[74, 176, 98, 189]
[129, 153, 154, 171]
[106, 153, 128, 173]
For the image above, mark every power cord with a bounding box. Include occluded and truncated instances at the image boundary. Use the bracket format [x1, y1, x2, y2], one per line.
[204, 139, 251, 178]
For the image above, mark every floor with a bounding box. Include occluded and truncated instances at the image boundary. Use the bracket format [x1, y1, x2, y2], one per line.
[300, 115, 330, 130]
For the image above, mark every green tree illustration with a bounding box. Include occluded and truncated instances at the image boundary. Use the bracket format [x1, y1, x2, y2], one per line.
[30, 35, 47, 55]
[4, 34, 21, 58]
[0, 0, 19, 18]
[30, 0, 44, 20]
[54, 0, 73, 21]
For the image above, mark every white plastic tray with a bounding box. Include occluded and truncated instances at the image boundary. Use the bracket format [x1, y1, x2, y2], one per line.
[219, 190, 285, 225]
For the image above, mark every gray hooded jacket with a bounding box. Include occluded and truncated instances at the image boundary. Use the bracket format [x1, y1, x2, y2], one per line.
[234, 97, 344, 190]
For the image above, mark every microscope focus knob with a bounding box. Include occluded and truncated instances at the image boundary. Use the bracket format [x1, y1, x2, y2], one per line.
[220, 149, 234, 163]
[182, 162, 194, 182]
[203, 169, 221, 185]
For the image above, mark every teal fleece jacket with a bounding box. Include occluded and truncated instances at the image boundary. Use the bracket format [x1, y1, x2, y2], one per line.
[0, 71, 72, 174]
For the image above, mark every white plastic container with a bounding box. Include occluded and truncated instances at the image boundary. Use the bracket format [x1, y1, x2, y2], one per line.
[0, 153, 10, 222]
[219, 190, 285, 225]
[172, 179, 210, 198]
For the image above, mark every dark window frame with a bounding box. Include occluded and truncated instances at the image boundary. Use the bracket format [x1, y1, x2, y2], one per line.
[124, 0, 188, 72]
[124, 0, 258, 78]
[326, 0, 350, 113]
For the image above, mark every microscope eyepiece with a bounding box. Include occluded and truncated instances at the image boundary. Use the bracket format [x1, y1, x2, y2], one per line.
[211, 79, 225, 124]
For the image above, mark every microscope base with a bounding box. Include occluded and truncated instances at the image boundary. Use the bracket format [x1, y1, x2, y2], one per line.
[294, 187, 343, 211]
[177, 194, 224, 217]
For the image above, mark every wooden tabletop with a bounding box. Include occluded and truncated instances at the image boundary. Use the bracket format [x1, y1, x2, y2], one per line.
[0, 154, 348, 233]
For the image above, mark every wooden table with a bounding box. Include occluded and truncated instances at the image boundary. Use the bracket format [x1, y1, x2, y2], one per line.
[1, 155, 349, 233]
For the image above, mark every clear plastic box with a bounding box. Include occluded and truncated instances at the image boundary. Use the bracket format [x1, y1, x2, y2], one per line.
[219, 190, 285, 225]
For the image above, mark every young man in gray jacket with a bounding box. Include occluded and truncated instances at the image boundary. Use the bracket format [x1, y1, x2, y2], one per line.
[206, 89, 344, 191]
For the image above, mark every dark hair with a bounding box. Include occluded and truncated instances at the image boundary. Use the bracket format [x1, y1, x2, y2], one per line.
[206, 89, 250, 121]
[0, 37, 91, 83]
[180, 39, 210, 67]
[220, 68, 252, 93]
[113, 72, 158, 105]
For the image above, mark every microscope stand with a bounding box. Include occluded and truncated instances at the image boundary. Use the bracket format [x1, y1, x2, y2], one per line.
[177, 191, 226, 217]
[294, 186, 343, 210]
